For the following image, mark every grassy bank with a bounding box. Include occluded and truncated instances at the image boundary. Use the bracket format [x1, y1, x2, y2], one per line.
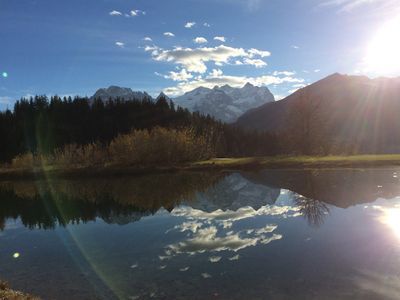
[1, 155, 400, 179]
[194, 154, 400, 169]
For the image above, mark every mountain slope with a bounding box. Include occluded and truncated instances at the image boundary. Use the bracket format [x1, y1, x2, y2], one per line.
[236, 73, 400, 153]
[92, 86, 152, 101]
[173, 83, 275, 123]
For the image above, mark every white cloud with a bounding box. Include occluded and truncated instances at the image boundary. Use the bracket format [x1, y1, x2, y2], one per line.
[193, 37, 208, 44]
[164, 32, 175, 37]
[185, 22, 196, 28]
[287, 83, 308, 94]
[143, 37, 152, 42]
[164, 69, 193, 82]
[130, 9, 146, 16]
[273, 71, 296, 76]
[210, 69, 223, 77]
[145, 45, 272, 74]
[291, 45, 299, 49]
[109, 10, 122, 16]
[243, 58, 267, 68]
[163, 69, 304, 96]
[203, 22, 211, 27]
[314, 69, 321, 73]
[248, 48, 271, 58]
[320, 0, 400, 13]
[214, 36, 226, 43]
[115, 41, 125, 48]
[292, 83, 307, 88]
[144, 45, 159, 55]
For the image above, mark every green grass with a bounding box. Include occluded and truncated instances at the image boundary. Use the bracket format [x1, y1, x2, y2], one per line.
[2, 154, 400, 180]
[193, 154, 400, 169]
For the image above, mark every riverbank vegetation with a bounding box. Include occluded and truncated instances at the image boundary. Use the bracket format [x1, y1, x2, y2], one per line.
[0, 280, 40, 300]
[9, 126, 215, 169]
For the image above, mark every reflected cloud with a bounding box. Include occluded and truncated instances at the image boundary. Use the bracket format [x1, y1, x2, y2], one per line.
[209, 256, 222, 263]
[161, 203, 299, 259]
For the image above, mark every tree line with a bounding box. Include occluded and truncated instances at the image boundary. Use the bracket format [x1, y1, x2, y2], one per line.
[0, 95, 279, 164]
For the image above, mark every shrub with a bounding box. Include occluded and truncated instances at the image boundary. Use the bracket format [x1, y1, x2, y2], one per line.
[11, 153, 35, 169]
[109, 127, 214, 166]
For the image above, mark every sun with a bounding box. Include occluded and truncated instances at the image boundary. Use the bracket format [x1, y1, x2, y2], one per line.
[365, 16, 400, 76]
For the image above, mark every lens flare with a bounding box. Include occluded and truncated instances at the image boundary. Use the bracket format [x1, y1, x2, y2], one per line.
[365, 15, 400, 76]
[1, 72, 7, 78]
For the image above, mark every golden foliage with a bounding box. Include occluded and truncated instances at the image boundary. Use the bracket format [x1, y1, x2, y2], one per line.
[10, 127, 215, 168]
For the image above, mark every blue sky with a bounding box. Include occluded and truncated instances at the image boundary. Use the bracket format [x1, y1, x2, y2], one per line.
[1, 0, 399, 109]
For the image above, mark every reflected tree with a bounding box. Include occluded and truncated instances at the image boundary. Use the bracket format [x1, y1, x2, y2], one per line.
[291, 192, 330, 227]
[0, 172, 224, 230]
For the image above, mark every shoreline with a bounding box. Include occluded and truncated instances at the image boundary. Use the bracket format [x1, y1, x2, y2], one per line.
[1, 155, 400, 180]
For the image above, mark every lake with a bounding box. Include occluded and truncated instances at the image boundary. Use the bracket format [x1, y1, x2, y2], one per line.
[1, 168, 400, 299]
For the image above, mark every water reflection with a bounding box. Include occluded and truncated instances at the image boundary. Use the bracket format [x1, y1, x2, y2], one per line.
[2, 169, 400, 299]
[291, 193, 330, 227]
[0, 172, 223, 229]
[243, 168, 400, 207]
[1, 169, 400, 230]
[164, 205, 297, 256]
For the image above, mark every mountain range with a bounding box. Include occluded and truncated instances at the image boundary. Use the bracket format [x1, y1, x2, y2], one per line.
[92, 86, 153, 101]
[92, 83, 274, 123]
[173, 83, 275, 122]
[91, 74, 400, 154]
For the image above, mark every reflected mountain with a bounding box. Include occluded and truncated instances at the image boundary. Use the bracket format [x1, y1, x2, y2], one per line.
[1, 168, 400, 230]
[186, 173, 280, 212]
[243, 168, 400, 208]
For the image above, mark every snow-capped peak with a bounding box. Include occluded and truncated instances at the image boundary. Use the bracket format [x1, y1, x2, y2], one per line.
[173, 84, 274, 123]
[92, 86, 151, 101]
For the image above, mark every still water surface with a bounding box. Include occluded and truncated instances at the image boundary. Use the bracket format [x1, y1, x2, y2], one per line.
[1, 169, 400, 299]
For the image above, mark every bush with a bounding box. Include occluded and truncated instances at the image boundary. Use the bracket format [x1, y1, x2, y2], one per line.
[53, 143, 106, 166]
[9, 127, 215, 168]
[109, 127, 214, 166]
[11, 153, 36, 169]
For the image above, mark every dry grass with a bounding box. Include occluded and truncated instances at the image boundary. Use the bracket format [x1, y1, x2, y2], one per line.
[0, 281, 41, 300]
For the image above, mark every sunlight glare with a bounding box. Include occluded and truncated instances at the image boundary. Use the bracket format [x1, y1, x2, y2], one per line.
[365, 15, 400, 76]
[382, 208, 400, 238]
